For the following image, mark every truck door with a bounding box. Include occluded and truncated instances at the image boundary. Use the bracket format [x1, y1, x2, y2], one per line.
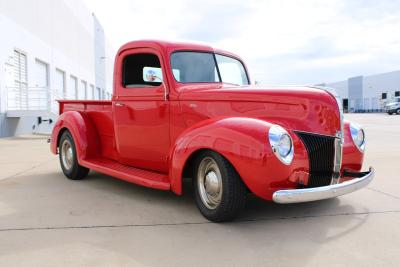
[113, 48, 170, 173]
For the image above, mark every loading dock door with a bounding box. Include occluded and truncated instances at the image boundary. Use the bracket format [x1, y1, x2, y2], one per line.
[343, 98, 348, 113]
[79, 81, 87, 100]
[33, 59, 49, 110]
[55, 70, 65, 98]
[69, 76, 78, 99]
[54, 69, 65, 113]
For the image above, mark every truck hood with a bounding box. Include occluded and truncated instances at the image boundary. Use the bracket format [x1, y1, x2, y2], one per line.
[178, 84, 341, 136]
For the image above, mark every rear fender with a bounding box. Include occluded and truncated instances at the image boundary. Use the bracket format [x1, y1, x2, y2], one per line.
[50, 111, 100, 162]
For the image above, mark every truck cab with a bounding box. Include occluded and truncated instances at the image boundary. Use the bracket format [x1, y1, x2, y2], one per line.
[50, 40, 374, 222]
[386, 97, 400, 115]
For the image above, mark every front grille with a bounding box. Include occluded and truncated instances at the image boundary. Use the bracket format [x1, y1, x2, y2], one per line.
[295, 132, 336, 187]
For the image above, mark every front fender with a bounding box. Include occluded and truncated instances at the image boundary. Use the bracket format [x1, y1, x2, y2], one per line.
[342, 120, 364, 172]
[169, 117, 308, 200]
[50, 111, 100, 162]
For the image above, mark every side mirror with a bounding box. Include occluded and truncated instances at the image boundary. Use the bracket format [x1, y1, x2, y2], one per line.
[143, 67, 163, 83]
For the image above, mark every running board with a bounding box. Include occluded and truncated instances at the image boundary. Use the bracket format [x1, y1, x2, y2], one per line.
[81, 158, 170, 190]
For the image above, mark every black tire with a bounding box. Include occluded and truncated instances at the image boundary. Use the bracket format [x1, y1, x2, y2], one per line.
[59, 130, 89, 180]
[193, 150, 247, 222]
[397, 109, 400, 115]
[388, 112, 393, 115]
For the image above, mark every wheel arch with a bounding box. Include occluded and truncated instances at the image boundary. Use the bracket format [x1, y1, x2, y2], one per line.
[181, 148, 250, 194]
[50, 111, 100, 162]
[181, 148, 204, 180]
[56, 127, 69, 150]
[169, 117, 275, 197]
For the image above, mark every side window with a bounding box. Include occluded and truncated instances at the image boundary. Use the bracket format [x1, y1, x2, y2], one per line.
[123, 53, 163, 88]
[215, 54, 249, 86]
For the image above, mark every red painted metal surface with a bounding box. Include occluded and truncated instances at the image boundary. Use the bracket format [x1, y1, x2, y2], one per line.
[341, 120, 364, 172]
[113, 47, 170, 172]
[168, 117, 308, 199]
[50, 40, 367, 201]
[81, 158, 170, 190]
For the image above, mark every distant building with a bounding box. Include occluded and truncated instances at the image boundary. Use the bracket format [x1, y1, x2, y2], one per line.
[321, 70, 400, 113]
[0, 0, 115, 137]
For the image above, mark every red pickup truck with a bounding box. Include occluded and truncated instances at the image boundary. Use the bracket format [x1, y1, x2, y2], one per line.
[50, 40, 374, 222]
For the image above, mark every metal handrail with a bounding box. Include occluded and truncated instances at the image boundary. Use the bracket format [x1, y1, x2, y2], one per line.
[6, 86, 108, 114]
[6, 86, 62, 114]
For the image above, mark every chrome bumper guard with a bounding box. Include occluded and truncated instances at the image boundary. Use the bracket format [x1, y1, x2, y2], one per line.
[273, 167, 374, 204]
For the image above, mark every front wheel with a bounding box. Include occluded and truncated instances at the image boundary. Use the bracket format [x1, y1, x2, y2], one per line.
[59, 130, 89, 180]
[193, 151, 247, 222]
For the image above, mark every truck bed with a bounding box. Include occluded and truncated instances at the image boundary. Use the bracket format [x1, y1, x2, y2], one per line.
[59, 100, 112, 114]
[59, 100, 117, 160]
[57, 100, 170, 190]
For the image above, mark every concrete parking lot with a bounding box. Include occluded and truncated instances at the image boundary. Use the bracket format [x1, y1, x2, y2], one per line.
[0, 113, 399, 267]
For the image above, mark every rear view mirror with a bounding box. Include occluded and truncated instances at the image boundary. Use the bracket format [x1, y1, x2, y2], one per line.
[143, 67, 163, 83]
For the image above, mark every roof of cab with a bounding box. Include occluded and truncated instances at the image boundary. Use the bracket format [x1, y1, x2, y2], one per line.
[117, 39, 241, 59]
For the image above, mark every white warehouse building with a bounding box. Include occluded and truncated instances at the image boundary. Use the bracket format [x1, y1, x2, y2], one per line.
[0, 0, 114, 137]
[322, 70, 400, 113]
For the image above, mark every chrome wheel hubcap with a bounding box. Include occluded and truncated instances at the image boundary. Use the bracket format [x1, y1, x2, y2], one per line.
[197, 157, 222, 209]
[61, 140, 74, 170]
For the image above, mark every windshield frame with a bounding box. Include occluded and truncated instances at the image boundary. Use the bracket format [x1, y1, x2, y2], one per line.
[169, 50, 250, 86]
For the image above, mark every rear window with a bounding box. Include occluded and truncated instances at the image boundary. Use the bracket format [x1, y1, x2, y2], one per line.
[123, 53, 162, 88]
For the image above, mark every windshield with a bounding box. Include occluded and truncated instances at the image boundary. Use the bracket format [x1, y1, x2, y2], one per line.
[170, 52, 249, 85]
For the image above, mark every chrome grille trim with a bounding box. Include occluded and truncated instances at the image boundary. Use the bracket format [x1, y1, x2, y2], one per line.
[331, 137, 342, 184]
[295, 131, 336, 188]
[308, 85, 344, 185]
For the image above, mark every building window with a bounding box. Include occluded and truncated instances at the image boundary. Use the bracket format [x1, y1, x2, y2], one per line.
[382, 93, 387, 99]
[13, 50, 28, 90]
[395, 91, 400, 97]
[8, 50, 28, 110]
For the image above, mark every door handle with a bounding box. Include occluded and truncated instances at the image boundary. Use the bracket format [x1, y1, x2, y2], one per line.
[115, 102, 125, 107]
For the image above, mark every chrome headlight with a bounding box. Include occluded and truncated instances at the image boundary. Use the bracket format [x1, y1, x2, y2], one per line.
[269, 125, 294, 165]
[350, 123, 365, 152]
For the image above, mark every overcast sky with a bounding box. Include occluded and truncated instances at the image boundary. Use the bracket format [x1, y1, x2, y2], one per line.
[82, 0, 400, 85]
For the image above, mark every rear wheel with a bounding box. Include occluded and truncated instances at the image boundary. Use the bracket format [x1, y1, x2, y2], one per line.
[388, 112, 393, 115]
[193, 150, 247, 222]
[397, 109, 400, 115]
[59, 131, 89, 180]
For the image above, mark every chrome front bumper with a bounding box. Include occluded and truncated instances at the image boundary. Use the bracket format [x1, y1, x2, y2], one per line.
[272, 167, 374, 204]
